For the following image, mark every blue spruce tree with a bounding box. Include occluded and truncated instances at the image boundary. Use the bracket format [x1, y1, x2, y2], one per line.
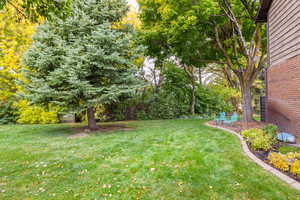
[23, 0, 141, 130]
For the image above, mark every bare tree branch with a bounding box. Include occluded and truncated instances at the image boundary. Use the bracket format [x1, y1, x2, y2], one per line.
[7, 0, 27, 19]
[220, 0, 248, 56]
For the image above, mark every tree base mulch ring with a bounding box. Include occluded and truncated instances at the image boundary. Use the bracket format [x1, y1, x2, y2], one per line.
[68, 124, 134, 139]
[208, 121, 300, 183]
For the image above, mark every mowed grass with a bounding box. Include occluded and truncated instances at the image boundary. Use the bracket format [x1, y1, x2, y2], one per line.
[0, 119, 299, 200]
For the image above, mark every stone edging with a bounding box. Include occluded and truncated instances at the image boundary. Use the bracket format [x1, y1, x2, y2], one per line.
[205, 122, 300, 191]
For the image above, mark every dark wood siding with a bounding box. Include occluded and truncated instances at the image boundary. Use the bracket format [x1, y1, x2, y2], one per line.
[268, 0, 300, 65]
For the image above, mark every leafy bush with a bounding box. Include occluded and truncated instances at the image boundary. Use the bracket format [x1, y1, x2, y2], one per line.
[279, 146, 300, 154]
[268, 152, 289, 172]
[104, 63, 236, 121]
[16, 100, 59, 124]
[0, 100, 17, 124]
[262, 124, 278, 139]
[291, 160, 300, 177]
[195, 86, 233, 115]
[241, 128, 264, 141]
[241, 128, 275, 151]
[251, 134, 274, 151]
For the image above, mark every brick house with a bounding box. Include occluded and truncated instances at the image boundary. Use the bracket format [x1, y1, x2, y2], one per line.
[256, 0, 300, 137]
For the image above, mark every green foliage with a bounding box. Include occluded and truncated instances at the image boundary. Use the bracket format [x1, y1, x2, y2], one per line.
[138, 0, 220, 66]
[241, 128, 275, 151]
[105, 85, 232, 121]
[22, 0, 142, 115]
[241, 128, 263, 141]
[104, 63, 234, 121]
[195, 86, 233, 115]
[279, 146, 300, 154]
[262, 124, 278, 139]
[104, 89, 190, 121]
[161, 63, 191, 105]
[139, 92, 190, 120]
[0, 0, 72, 21]
[251, 134, 274, 151]
[138, 0, 267, 123]
[16, 100, 59, 124]
[0, 100, 17, 124]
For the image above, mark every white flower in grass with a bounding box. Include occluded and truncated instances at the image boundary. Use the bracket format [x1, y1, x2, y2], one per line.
[150, 168, 156, 172]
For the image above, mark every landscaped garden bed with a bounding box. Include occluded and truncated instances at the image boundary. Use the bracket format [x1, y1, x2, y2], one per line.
[209, 120, 300, 183]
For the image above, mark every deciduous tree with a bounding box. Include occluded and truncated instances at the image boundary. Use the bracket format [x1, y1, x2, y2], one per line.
[0, 0, 72, 21]
[138, 0, 267, 122]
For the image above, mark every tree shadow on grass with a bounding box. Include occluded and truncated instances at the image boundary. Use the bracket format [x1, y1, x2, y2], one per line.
[35, 125, 74, 137]
[30, 122, 137, 139]
[69, 123, 135, 138]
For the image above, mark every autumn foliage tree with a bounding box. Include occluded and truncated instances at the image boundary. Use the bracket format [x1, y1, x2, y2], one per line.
[0, 0, 72, 21]
[0, 4, 36, 123]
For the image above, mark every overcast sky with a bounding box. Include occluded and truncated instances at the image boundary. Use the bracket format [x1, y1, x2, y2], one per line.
[127, 0, 138, 9]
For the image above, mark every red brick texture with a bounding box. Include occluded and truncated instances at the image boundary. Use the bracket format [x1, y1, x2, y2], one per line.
[267, 55, 300, 137]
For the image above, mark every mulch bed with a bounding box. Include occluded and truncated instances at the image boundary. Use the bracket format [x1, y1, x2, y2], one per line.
[207, 120, 268, 134]
[208, 120, 300, 183]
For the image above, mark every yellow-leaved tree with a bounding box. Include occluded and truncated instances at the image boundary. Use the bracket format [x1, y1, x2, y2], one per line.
[0, 6, 35, 101]
[0, 4, 59, 124]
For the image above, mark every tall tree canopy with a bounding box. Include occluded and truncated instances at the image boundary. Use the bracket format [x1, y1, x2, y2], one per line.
[0, 0, 72, 21]
[22, 0, 141, 130]
[0, 5, 35, 102]
[138, 0, 267, 122]
[138, 0, 216, 114]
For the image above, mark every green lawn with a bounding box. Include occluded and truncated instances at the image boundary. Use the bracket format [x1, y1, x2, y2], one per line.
[0, 119, 299, 200]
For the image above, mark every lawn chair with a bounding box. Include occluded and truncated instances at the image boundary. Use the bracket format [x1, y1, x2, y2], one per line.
[224, 112, 238, 126]
[214, 112, 226, 125]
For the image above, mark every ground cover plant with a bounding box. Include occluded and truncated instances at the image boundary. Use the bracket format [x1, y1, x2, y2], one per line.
[279, 146, 300, 154]
[0, 119, 299, 199]
[238, 124, 300, 181]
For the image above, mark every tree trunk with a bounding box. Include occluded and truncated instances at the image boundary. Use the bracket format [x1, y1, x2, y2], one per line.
[241, 85, 253, 123]
[198, 68, 202, 85]
[87, 107, 99, 130]
[183, 66, 196, 115]
[190, 79, 196, 115]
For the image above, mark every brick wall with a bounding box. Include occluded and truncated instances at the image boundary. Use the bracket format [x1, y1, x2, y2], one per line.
[267, 55, 300, 137]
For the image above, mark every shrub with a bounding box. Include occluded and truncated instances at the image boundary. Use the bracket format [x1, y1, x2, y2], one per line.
[0, 100, 17, 124]
[16, 100, 59, 124]
[268, 152, 289, 171]
[241, 128, 275, 151]
[104, 63, 236, 121]
[279, 146, 300, 154]
[241, 128, 264, 141]
[251, 134, 274, 151]
[262, 124, 278, 139]
[291, 160, 300, 177]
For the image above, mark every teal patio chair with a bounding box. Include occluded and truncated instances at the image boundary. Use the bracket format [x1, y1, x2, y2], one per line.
[214, 112, 226, 125]
[224, 112, 238, 126]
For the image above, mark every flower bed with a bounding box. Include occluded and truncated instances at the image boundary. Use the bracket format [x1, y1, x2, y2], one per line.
[209, 121, 300, 182]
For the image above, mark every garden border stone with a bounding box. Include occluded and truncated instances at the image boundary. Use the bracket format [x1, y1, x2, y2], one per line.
[205, 122, 300, 191]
